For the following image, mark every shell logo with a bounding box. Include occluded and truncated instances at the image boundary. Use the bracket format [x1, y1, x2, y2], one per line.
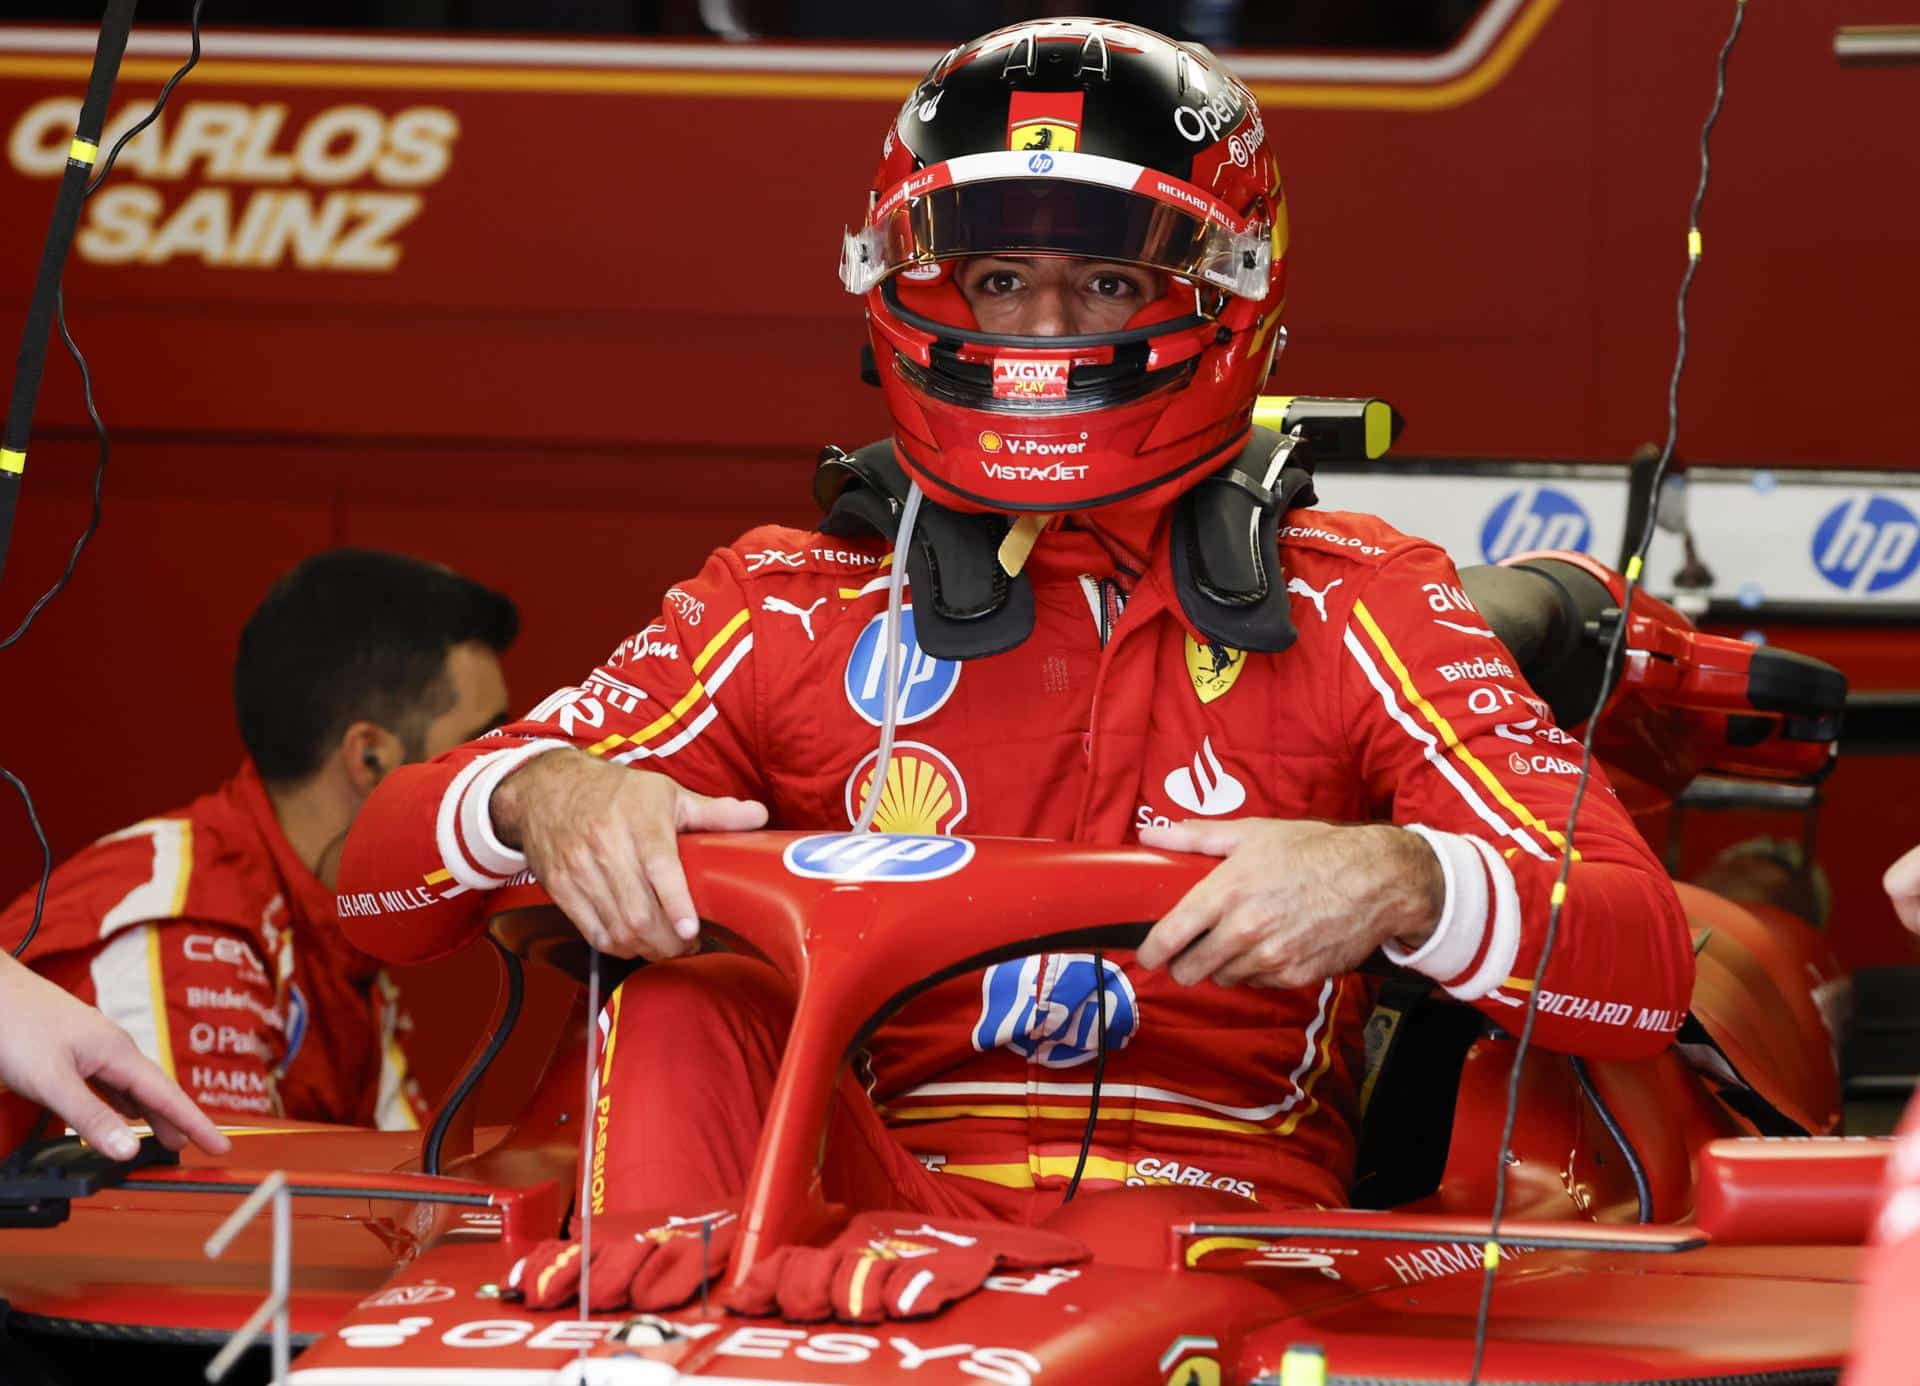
[844, 741, 969, 835]
[978, 430, 1004, 453]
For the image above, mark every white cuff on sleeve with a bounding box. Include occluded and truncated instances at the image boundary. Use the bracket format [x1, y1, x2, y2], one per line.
[434, 739, 568, 890]
[1384, 824, 1491, 984]
[1445, 835, 1523, 1002]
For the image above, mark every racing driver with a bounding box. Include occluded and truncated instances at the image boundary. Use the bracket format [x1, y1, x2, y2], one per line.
[338, 20, 1693, 1231]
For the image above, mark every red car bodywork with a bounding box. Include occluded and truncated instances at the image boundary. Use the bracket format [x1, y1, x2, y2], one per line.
[0, 828, 1877, 1382]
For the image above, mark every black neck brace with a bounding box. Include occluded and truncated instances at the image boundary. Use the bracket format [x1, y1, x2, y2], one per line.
[812, 426, 1318, 660]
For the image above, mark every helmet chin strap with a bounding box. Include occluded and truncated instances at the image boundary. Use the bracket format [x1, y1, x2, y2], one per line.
[852, 483, 926, 834]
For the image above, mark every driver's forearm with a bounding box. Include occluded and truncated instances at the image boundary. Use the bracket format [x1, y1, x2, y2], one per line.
[487, 744, 585, 850]
[335, 745, 550, 965]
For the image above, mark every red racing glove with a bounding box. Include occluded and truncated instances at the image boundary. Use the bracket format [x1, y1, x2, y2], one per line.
[505, 1210, 737, 1311]
[724, 1214, 1089, 1323]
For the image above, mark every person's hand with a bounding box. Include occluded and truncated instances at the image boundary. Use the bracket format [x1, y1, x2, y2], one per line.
[0, 953, 232, 1161]
[490, 750, 768, 960]
[1135, 819, 1442, 988]
[1886, 844, 1920, 936]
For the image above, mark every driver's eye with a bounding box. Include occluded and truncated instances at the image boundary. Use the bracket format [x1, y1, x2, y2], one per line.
[1088, 275, 1135, 299]
[978, 270, 1023, 295]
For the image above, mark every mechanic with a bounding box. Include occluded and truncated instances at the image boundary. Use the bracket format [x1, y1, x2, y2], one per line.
[1845, 842, 1920, 1385]
[337, 20, 1693, 1224]
[1, 549, 516, 1129]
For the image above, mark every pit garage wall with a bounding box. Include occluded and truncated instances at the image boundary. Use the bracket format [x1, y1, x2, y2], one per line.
[0, 0, 1914, 1114]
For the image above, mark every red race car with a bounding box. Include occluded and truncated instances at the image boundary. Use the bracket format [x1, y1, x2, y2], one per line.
[0, 539, 1871, 1385]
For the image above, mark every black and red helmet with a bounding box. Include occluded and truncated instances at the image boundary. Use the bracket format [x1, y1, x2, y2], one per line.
[842, 18, 1289, 516]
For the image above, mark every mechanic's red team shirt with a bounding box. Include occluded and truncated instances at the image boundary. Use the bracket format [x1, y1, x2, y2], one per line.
[339, 511, 1693, 1209]
[1845, 1097, 1920, 1385]
[1, 763, 426, 1130]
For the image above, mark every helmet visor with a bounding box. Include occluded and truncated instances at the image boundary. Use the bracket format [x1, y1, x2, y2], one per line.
[842, 163, 1270, 301]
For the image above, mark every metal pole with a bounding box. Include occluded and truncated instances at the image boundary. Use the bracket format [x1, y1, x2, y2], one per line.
[272, 1178, 291, 1383]
[203, 1169, 292, 1386]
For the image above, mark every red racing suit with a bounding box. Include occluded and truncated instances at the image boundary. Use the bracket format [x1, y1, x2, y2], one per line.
[337, 509, 1693, 1212]
[2, 762, 426, 1129]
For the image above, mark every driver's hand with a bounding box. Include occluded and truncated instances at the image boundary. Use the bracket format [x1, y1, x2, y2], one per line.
[490, 750, 767, 959]
[0, 952, 233, 1161]
[1135, 818, 1442, 989]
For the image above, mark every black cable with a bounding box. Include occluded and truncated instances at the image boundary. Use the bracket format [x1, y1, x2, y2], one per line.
[423, 937, 523, 1177]
[3, 1, 202, 654]
[1570, 1056, 1652, 1225]
[2, 766, 53, 963]
[85, 0, 204, 199]
[3, 4, 208, 963]
[1465, 4, 1747, 1379]
[0, 291, 109, 656]
[1062, 951, 1108, 1203]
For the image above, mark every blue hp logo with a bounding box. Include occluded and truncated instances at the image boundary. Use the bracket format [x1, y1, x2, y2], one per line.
[1812, 495, 1920, 594]
[1480, 485, 1593, 563]
[783, 832, 975, 883]
[1028, 152, 1054, 173]
[971, 954, 1138, 1069]
[844, 607, 960, 727]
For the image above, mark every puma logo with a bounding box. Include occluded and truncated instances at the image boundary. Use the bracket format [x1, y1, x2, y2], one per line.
[762, 595, 826, 642]
[1285, 575, 1342, 623]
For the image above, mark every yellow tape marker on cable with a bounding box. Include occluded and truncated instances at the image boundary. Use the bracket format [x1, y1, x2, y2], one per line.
[67, 137, 98, 166]
[1278, 1345, 1327, 1386]
[0, 448, 25, 476]
[1687, 228, 1703, 259]
[1625, 554, 1644, 582]
[1551, 881, 1567, 907]
[1484, 1240, 1502, 1269]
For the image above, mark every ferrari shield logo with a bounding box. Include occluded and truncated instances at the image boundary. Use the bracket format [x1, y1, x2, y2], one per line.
[1184, 632, 1244, 704]
[1007, 90, 1085, 154]
[1010, 120, 1078, 153]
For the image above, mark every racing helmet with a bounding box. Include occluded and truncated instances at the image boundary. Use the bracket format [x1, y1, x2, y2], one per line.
[842, 18, 1289, 516]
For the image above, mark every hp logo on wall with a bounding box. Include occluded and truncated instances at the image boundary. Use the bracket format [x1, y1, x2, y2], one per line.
[1812, 495, 1920, 594]
[1480, 485, 1593, 563]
